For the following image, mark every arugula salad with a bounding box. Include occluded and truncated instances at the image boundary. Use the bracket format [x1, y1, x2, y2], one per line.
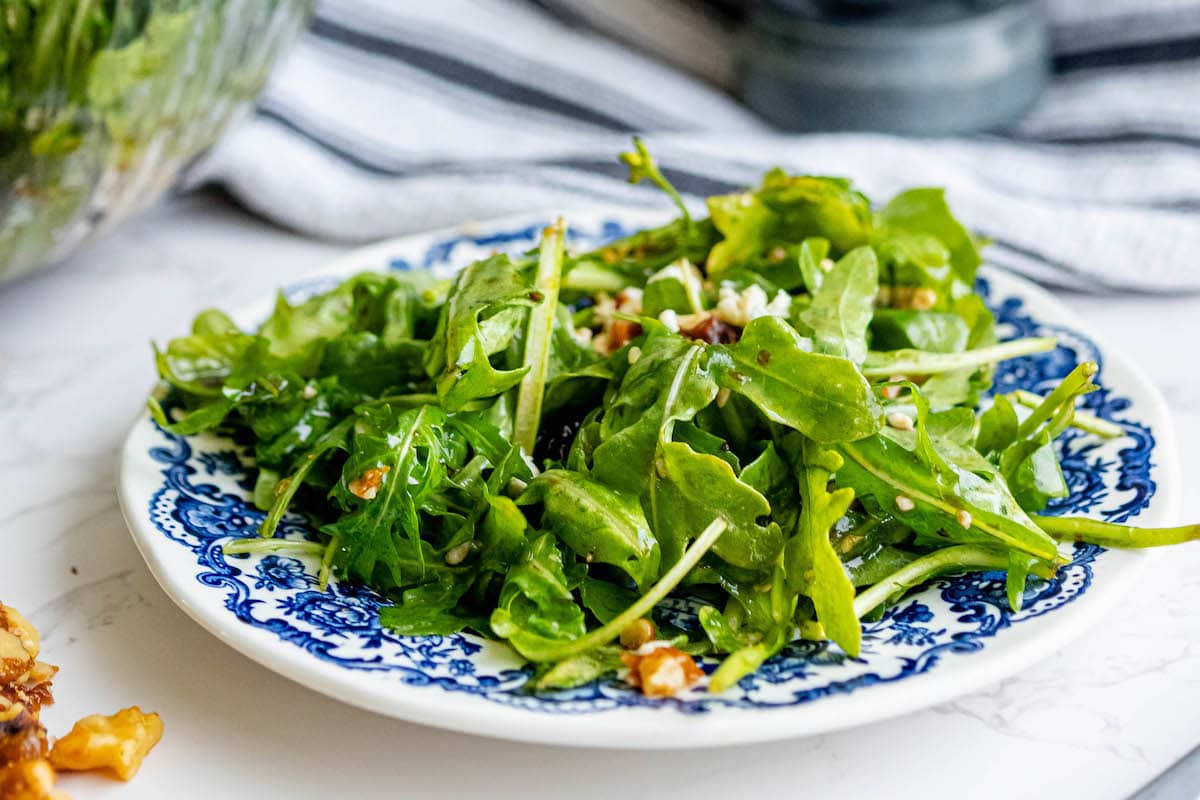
[149, 142, 1198, 696]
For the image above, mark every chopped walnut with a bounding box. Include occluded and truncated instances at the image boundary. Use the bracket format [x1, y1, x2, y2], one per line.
[621, 646, 704, 697]
[49, 707, 163, 782]
[0, 759, 68, 800]
[348, 466, 391, 500]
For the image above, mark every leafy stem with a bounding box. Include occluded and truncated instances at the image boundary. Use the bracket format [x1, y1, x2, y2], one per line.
[222, 539, 326, 557]
[1009, 389, 1123, 439]
[520, 517, 728, 662]
[1034, 515, 1200, 548]
[514, 218, 565, 456]
[620, 136, 694, 236]
[861, 337, 1057, 379]
[853, 545, 1012, 619]
[1015, 361, 1097, 438]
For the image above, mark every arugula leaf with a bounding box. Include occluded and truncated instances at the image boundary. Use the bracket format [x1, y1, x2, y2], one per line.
[875, 188, 982, 288]
[380, 572, 477, 635]
[519, 470, 660, 589]
[490, 534, 588, 659]
[797, 245, 878, 364]
[648, 440, 781, 571]
[870, 310, 969, 353]
[425, 254, 536, 411]
[835, 388, 1060, 562]
[785, 437, 860, 656]
[591, 335, 716, 494]
[713, 316, 881, 443]
[323, 405, 449, 588]
[153, 309, 253, 397]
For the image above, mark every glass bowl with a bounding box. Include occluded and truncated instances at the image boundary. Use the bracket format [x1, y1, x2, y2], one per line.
[0, 0, 313, 284]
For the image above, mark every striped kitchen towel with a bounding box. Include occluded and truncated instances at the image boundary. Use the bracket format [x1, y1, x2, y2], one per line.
[202, 0, 1200, 292]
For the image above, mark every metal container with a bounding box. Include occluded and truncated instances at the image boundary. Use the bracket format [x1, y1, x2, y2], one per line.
[738, 0, 1049, 135]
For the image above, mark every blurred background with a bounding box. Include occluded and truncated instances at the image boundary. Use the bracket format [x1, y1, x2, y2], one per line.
[1, 0, 1198, 291]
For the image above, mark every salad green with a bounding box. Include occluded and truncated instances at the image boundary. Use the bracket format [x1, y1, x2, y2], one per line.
[149, 141, 1199, 694]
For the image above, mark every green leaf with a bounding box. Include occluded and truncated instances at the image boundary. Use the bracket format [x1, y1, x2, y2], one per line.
[591, 336, 716, 494]
[834, 391, 1060, 562]
[875, 188, 982, 287]
[785, 438, 860, 656]
[999, 431, 1069, 511]
[797, 246, 878, 364]
[870, 310, 969, 353]
[648, 440, 782, 571]
[706, 191, 774, 275]
[380, 572, 477, 635]
[490, 534, 588, 658]
[713, 316, 881, 443]
[323, 405, 449, 589]
[426, 254, 536, 411]
[642, 258, 706, 317]
[976, 394, 1019, 456]
[579, 577, 638, 624]
[519, 470, 661, 589]
[153, 309, 253, 397]
[478, 495, 529, 574]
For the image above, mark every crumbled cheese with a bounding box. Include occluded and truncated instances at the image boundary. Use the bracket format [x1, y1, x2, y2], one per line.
[713, 284, 792, 328]
[895, 495, 916, 512]
[887, 412, 915, 431]
[658, 309, 680, 332]
[956, 509, 973, 529]
[573, 327, 594, 346]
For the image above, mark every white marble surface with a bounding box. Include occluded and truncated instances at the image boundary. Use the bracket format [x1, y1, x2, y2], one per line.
[3, 191, 1199, 799]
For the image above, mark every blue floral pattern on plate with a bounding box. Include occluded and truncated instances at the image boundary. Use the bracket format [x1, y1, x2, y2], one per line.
[142, 220, 1155, 714]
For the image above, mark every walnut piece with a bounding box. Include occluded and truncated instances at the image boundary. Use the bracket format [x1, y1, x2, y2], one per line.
[348, 466, 390, 500]
[49, 707, 163, 782]
[621, 646, 704, 697]
[0, 759, 69, 800]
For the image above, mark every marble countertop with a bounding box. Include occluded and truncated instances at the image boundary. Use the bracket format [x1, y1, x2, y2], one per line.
[3, 191, 1199, 800]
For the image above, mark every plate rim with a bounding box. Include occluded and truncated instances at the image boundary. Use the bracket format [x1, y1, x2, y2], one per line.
[117, 207, 1181, 749]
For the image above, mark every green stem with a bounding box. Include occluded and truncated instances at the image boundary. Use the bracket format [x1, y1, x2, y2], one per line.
[861, 337, 1057, 379]
[1033, 515, 1200, 548]
[1010, 388, 1123, 439]
[222, 539, 326, 557]
[259, 454, 317, 538]
[620, 136, 694, 235]
[514, 218, 565, 456]
[318, 536, 339, 590]
[853, 545, 1011, 619]
[523, 518, 728, 663]
[1016, 362, 1097, 439]
[359, 393, 441, 409]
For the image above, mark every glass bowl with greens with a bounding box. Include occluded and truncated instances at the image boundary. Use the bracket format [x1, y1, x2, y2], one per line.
[0, 0, 312, 284]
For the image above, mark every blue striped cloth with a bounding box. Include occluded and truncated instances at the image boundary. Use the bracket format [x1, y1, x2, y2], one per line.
[201, 0, 1200, 292]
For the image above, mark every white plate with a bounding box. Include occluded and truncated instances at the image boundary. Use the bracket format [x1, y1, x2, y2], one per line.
[119, 209, 1179, 749]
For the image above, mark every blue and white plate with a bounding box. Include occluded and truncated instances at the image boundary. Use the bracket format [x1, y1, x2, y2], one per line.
[119, 209, 1179, 748]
